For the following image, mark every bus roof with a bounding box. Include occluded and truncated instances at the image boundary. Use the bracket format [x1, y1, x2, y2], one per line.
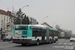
[14, 24, 58, 31]
[14, 24, 47, 28]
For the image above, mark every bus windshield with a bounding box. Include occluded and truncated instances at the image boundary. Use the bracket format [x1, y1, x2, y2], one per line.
[15, 26, 28, 30]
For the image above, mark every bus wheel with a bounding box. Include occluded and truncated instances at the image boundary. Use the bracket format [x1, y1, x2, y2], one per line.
[21, 43, 26, 46]
[51, 40, 54, 43]
[54, 40, 56, 43]
[49, 40, 51, 44]
[36, 41, 40, 45]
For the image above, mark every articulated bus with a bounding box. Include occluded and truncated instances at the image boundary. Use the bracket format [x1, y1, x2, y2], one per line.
[13, 24, 58, 46]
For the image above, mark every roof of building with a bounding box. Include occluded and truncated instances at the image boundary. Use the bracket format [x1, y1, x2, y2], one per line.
[0, 9, 7, 15]
[0, 9, 15, 17]
[42, 22, 53, 28]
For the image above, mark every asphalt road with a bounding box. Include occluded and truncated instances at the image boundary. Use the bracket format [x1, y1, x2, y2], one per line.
[0, 40, 75, 50]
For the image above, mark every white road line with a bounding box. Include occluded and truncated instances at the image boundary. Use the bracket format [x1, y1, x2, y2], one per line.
[53, 46, 74, 50]
[58, 43, 62, 44]
[53, 43, 56, 44]
[64, 46, 74, 50]
[69, 43, 73, 45]
[63, 43, 67, 45]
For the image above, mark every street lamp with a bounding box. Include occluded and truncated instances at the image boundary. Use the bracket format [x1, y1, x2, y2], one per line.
[42, 16, 48, 24]
[22, 5, 29, 10]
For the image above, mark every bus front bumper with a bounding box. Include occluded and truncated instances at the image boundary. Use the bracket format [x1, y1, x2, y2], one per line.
[13, 40, 36, 44]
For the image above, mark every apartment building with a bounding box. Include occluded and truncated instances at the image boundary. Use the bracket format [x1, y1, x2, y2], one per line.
[0, 9, 14, 39]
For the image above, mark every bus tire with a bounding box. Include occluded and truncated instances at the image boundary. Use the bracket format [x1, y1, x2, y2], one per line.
[36, 39, 40, 45]
[49, 40, 51, 44]
[36, 41, 40, 45]
[51, 40, 54, 43]
[21, 43, 26, 46]
[49, 39, 51, 44]
[54, 40, 56, 43]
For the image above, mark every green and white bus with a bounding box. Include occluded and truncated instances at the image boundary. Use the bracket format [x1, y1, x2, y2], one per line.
[13, 24, 58, 46]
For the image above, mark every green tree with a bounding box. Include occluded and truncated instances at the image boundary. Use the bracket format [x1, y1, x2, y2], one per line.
[26, 16, 29, 24]
[22, 15, 27, 24]
[14, 8, 30, 25]
[14, 8, 24, 24]
[22, 15, 30, 24]
[14, 18, 20, 24]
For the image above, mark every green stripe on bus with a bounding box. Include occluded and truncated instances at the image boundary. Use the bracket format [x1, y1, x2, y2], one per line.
[50, 28, 58, 31]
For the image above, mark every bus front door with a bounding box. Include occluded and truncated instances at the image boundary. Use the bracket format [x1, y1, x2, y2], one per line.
[42, 33, 45, 41]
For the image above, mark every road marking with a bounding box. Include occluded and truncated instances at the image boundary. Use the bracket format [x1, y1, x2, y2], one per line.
[64, 46, 74, 50]
[53, 46, 64, 48]
[58, 43, 62, 44]
[69, 43, 73, 45]
[53, 46, 74, 50]
[63, 43, 67, 45]
[53, 43, 56, 44]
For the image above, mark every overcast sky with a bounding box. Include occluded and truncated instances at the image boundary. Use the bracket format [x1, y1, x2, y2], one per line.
[0, 0, 75, 33]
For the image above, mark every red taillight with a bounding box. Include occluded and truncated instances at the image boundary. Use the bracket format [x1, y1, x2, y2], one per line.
[14, 39, 17, 40]
[24, 39, 28, 41]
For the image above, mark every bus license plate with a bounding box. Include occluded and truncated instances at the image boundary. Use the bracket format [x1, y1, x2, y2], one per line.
[19, 39, 23, 41]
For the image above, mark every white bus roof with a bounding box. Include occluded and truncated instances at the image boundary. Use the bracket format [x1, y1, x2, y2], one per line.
[15, 24, 56, 29]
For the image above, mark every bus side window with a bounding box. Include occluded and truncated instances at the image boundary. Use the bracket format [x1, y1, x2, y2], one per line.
[42, 29, 45, 33]
[37, 29, 42, 36]
[49, 31, 52, 36]
[32, 28, 37, 37]
[52, 31, 54, 36]
[54, 31, 58, 36]
[42, 29, 46, 36]
[56, 31, 58, 36]
[54, 31, 56, 36]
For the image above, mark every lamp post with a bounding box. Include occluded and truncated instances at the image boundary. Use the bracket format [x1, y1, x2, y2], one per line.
[42, 16, 48, 24]
[22, 5, 29, 10]
[20, 5, 29, 24]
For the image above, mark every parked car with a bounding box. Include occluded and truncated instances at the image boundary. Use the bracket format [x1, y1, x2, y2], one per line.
[3, 36, 13, 42]
[70, 36, 75, 42]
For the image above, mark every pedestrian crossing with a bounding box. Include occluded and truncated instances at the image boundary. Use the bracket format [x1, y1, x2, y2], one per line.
[53, 43, 74, 50]
[53, 42, 73, 45]
[58, 43, 62, 44]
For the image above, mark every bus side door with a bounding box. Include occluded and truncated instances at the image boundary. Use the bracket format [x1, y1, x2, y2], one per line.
[42, 29, 46, 41]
